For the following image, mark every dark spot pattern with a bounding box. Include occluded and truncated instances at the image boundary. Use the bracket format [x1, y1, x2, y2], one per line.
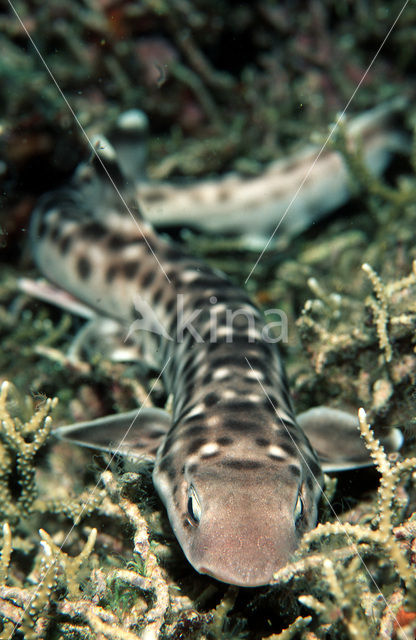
[158, 454, 175, 474]
[77, 256, 91, 280]
[153, 288, 163, 305]
[33, 174, 325, 553]
[123, 261, 139, 279]
[209, 355, 245, 370]
[148, 430, 166, 440]
[201, 373, 214, 386]
[278, 442, 296, 457]
[187, 438, 208, 455]
[307, 459, 322, 479]
[106, 265, 117, 283]
[222, 459, 263, 470]
[59, 234, 72, 255]
[204, 392, 219, 407]
[49, 225, 60, 242]
[225, 418, 258, 433]
[181, 425, 206, 439]
[264, 395, 279, 410]
[256, 437, 270, 447]
[306, 476, 315, 490]
[108, 234, 131, 250]
[165, 297, 176, 314]
[222, 400, 259, 413]
[82, 221, 107, 239]
[37, 219, 47, 238]
[288, 464, 301, 477]
[141, 270, 156, 288]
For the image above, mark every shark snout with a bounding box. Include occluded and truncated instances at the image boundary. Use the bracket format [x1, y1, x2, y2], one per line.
[192, 524, 297, 587]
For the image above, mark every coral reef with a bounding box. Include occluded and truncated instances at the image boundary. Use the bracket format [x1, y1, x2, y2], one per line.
[2, 386, 414, 639]
[295, 260, 416, 422]
[1, 0, 416, 638]
[272, 409, 416, 639]
[0, 383, 249, 638]
[1, 226, 415, 638]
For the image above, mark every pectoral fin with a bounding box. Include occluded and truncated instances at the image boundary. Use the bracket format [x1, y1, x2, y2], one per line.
[19, 278, 158, 367]
[297, 406, 403, 472]
[54, 407, 171, 460]
[19, 277, 95, 319]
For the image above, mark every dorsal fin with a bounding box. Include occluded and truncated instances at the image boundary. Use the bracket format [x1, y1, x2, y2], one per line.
[88, 135, 126, 188]
[112, 109, 149, 185]
[71, 135, 144, 222]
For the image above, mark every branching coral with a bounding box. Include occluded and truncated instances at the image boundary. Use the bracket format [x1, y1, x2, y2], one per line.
[0, 383, 253, 639]
[0, 380, 56, 522]
[262, 615, 312, 639]
[101, 471, 170, 640]
[1, 2, 415, 638]
[295, 259, 416, 437]
[39, 527, 97, 599]
[362, 263, 393, 363]
[0, 526, 99, 639]
[330, 113, 416, 220]
[272, 409, 416, 639]
[0, 384, 109, 637]
[298, 260, 416, 375]
[362, 261, 416, 364]
[2, 260, 415, 638]
[0, 380, 105, 527]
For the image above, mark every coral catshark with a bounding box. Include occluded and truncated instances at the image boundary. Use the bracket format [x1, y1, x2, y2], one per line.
[28, 108, 403, 586]
[134, 98, 408, 243]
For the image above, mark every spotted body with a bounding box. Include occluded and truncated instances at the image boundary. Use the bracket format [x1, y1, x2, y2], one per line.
[134, 99, 407, 241]
[30, 136, 398, 586]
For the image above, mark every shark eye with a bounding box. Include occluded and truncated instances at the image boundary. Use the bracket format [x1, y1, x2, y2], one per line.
[187, 485, 202, 525]
[294, 491, 304, 524]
